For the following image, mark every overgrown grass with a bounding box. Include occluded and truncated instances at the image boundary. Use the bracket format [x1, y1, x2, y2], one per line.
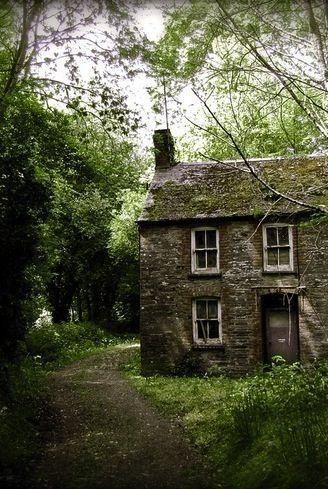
[25, 320, 137, 369]
[0, 321, 138, 488]
[123, 353, 328, 489]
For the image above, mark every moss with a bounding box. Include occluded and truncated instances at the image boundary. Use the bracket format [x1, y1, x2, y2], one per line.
[146, 174, 265, 220]
[144, 158, 328, 221]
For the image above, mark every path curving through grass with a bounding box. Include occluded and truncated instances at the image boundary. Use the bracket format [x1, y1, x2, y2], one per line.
[31, 345, 221, 489]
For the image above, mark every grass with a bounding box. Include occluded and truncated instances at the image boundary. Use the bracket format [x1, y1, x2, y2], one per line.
[123, 352, 328, 489]
[0, 321, 138, 488]
[3, 327, 328, 489]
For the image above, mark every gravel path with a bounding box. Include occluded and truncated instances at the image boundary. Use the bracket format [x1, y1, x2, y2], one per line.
[32, 346, 221, 489]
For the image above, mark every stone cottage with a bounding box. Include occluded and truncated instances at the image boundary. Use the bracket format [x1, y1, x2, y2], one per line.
[138, 129, 328, 376]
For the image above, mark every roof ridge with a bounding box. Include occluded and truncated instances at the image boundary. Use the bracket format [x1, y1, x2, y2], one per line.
[176, 154, 328, 166]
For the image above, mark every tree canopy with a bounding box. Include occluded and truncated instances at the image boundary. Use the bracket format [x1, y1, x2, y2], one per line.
[0, 0, 148, 129]
[0, 1, 151, 363]
[153, 0, 328, 159]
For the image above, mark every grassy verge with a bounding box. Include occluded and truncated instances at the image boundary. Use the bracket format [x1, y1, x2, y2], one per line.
[123, 351, 328, 489]
[0, 322, 138, 488]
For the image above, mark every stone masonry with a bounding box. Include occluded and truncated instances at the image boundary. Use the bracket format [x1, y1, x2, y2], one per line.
[139, 129, 328, 376]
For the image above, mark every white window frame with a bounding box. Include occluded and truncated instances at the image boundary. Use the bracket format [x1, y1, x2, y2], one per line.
[191, 227, 219, 274]
[192, 297, 222, 345]
[263, 224, 293, 272]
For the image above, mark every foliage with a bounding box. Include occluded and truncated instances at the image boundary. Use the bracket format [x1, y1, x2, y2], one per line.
[25, 321, 114, 366]
[0, 87, 147, 362]
[152, 0, 328, 160]
[0, 0, 152, 364]
[43, 121, 146, 327]
[124, 352, 328, 489]
[0, 355, 48, 488]
[108, 189, 147, 329]
[0, 0, 148, 128]
[0, 92, 75, 360]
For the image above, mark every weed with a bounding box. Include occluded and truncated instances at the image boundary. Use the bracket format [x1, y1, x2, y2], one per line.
[124, 350, 328, 489]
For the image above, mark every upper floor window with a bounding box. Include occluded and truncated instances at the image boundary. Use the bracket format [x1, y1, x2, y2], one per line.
[193, 298, 222, 344]
[263, 224, 293, 272]
[191, 228, 219, 273]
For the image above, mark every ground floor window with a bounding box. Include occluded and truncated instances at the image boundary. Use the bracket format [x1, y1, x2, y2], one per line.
[192, 298, 221, 344]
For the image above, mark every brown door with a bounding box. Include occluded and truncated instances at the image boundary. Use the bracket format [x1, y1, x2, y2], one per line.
[263, 294, 299, 363]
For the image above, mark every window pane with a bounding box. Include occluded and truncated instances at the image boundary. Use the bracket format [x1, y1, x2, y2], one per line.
[208, 321, 219, 338]
[196, 300, 206, 318]
[279, 248, 290, 266]
[278, 227, 289, 245]
[196, 251, 206, 268]
[208, 300, 218, 319]
[207, 250, 217, 268]
[206, 230, 217, 248]
[197, 320, 207, 339]
[266, 227, 277, 246]
[195, 230, 205, 249]
[267, 249, 278, 266]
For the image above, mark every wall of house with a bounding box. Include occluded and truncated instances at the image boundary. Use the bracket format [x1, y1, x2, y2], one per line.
[139, 220, 328, 376]
[297, 222, 328, 362]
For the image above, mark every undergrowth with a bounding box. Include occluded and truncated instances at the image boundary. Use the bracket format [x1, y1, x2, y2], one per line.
[123, 353, 328, 489]
[0, 321, 138, 488]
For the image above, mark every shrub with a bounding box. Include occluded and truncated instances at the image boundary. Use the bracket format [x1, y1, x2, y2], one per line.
[0, 356, 49, 487]
[226, 362, 328, 488]
[25, 321, 118, 366]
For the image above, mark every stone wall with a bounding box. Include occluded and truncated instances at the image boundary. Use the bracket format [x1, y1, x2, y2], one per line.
[139, 219, 328, 376]
[298, 222, 328, 361]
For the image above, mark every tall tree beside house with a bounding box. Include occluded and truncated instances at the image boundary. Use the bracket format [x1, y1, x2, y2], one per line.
[0, 92, 145, 364]
[44, 122, 146, 326]
[108, 188, 147, 329]
[152, 0, 328, 162]
[0, 93, 70, 359]
[0, 0, 150, 366]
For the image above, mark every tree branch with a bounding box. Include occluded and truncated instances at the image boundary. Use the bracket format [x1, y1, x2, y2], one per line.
[215, 0, 328, 139]
[192, 88, 328, 215]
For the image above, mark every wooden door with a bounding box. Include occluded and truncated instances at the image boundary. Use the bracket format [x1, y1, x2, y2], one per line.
[263, 294, 299, 363]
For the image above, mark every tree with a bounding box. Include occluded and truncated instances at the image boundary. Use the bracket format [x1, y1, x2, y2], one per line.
[0, 90, 147, 363]
[0, 0, 147, 128]
[150, 0, 328, 215]
[42, 117, 147, 326]
[0, 92, 76, 359]
[0, 0, 151, 358]
[108, 188, 147, 330]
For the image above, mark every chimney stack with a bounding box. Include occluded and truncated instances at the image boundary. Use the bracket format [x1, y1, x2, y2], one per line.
[153, 129, 175, 168]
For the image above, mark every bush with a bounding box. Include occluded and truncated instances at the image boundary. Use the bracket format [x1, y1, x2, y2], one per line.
[25, 321, 119, 366]
[226, 362, 328, 489]
[0, 356, 49, 487]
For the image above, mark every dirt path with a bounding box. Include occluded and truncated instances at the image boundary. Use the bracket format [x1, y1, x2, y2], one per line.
[32, 346, 221, 489]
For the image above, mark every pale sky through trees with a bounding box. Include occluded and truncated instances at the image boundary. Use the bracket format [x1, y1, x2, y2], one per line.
[31, 0, 198, 151]
[33, 1, 169, 148]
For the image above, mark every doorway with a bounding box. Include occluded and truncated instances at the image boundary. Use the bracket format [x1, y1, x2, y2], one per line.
[262, 294, 299, 363]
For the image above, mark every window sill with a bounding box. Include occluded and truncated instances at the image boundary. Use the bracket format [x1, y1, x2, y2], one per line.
[262, 270, 297, 276]
[188, 272, 222, 279]
[193, 343, 225, 350]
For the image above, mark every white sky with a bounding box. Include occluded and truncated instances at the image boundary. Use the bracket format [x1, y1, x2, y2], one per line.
[35, 0, 195, 151]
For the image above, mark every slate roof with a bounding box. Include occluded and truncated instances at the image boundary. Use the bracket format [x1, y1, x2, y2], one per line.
[139, 156, 328, 223]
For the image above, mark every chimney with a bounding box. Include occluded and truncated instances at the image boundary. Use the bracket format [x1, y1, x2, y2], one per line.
[153, 128, 175, 168]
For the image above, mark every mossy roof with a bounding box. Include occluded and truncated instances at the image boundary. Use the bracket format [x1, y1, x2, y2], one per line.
[139, 156, 328, 223]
